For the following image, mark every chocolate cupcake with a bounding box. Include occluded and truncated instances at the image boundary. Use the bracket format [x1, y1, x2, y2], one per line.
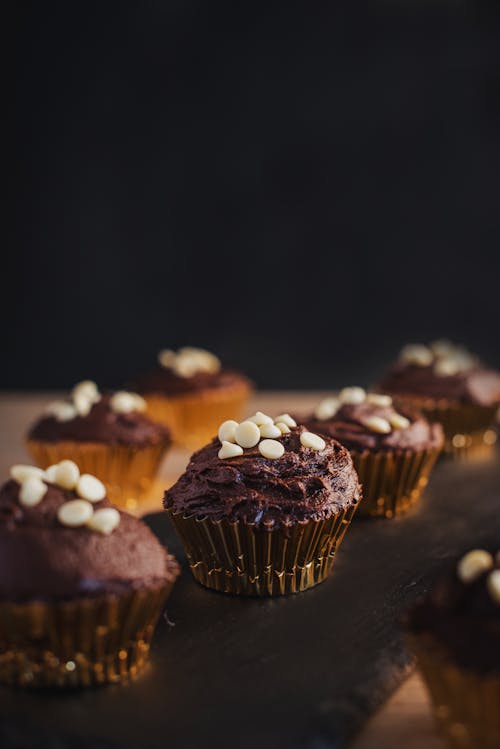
[164, 411, 361, 596]
[133, 347, 252, 450]
[378, 341, 500, 454]
[0, 462, 179, 688]
[305, 387, 443, 517]
[407, 548, 500, 749]
[27, 381, 171, 511]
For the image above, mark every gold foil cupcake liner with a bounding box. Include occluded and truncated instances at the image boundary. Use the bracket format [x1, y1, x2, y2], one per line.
[0, 583, 173, 688]
[391, 396, 498, 456]
[351, 446, 441, 518]
[144, 381, 252, 450]
[409, 633, 500, 749]
[167, 504, 358, 596]
[26, 440, 168, 513]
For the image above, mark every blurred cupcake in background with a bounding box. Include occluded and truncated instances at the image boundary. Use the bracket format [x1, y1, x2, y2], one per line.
[0, 461, 179, 687]
[406, 548, 500, 749]
[164, 410, 361, 596]
[133, 347, 252, 450]
[27, 381, 171, 512]
[377, 340, 500, 454]
[305, 387, 443, 518]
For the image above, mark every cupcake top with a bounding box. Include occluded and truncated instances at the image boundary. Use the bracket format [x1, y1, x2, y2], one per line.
[133, 347, 252, 396]
[378, 340, 500, 406]
[28, 381, 170, 447]
[408, 548, 500, 674]
[164, 411, 361, 529]
[0, 462, 179, 602]
[305, 387, 444, 452]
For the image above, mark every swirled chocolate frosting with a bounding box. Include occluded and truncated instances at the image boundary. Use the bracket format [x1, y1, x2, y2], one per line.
[379, 363, 500, 406]
[0, 479, 179, 602]
[28, 394, 171, 447]
[133, 367, 252, 397]
[407, 554, 500, 674]
[164, 426, 361, 529]
[305, 403, 444, 452]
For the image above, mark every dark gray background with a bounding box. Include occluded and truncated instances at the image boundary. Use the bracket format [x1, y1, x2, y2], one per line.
[7, 0, 500, 390]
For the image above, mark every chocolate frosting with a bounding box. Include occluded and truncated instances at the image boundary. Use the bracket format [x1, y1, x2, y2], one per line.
[305, 403, 444, 452]
[378, 362, 500, 406]
[0, 479, 179, 602]
[28, 394, 171, 447]
[133, 367, 252, 397]
[407, 555, 500, 674]
[164, 426, 361, 529]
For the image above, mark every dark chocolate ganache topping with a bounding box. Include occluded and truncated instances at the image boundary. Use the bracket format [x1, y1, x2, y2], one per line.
[133, 366, 252, 397]
[378, 342, 500, 406]
[0, 478, 178, 602]
[164, 425, 361, 529]
[408, 549, 500, 674]
[29, 393, 171, 447]
[305, 402, 444, 452]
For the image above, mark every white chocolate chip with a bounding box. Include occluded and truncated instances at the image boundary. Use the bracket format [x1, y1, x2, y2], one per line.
[57, 499, 94, 527]
[366, 393, 392, 407]
[300, 432, 326, 451]
[258, 439, 284, 459]
[218, 420, 239, 444]
[72, 381, 100, 416]
[158, 349, 177, 368]
[247, 411, 273, 426]
[259, 423, 282, 438]
[389, 413, 411, 430]
[314, 397, 340, 421]
[457, 549, 494, 583]
[275, 421, 291, 434]
[110, 391, 147, 414]
[273, 414, 297, 428]
[46, 401, 77, 422]
[87, 507, 120, 535]
[19, 476, 48, 507]
[53, 460, 80, 490]
[234, 421, 261, 448]
[487, 570, 500, 605]
[218, 441, 244, 459]
[339, 387, 366, 405]
[363, 416, 392, 434]
[44, 464, 59, 483]
[76, 474, 106, 502]
[434, 358, 460, 377]
[10, 465, 46, 483]
[400, 344, 433, 367]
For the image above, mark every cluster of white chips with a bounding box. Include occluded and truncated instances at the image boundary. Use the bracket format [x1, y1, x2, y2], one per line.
[158, 347, 221, 378]
[46, 381, 146, 423]
[456, 549, 500, 605]
[10, 462, 120, 535]
[217, 412, 326, 460]
[400, 340, 477, 376]
[314, 387, 410, 434]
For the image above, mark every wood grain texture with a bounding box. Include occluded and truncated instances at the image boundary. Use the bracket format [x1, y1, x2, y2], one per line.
[0, 392, 492, 749]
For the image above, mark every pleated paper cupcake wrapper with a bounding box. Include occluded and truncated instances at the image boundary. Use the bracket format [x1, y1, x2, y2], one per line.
[0, 582, 173, 688]
[26, 439, 168, 513]
[351, 446, 441, 518]
[391, 397, 498, 456]
[144, 382, 252, 451]
[409, 633, 500, 749]
[167, 504, 359, 596]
